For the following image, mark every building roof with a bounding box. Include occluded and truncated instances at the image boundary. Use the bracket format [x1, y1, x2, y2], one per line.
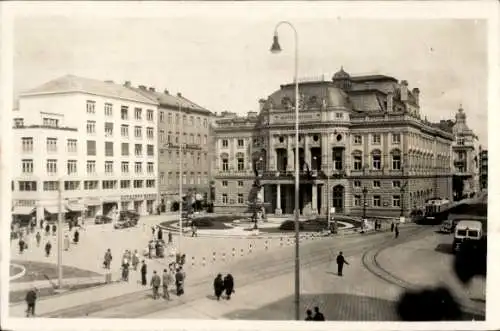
[21, 75, 158, 105]
[267, 83, 350, 109]
[131, 87, 211, 115]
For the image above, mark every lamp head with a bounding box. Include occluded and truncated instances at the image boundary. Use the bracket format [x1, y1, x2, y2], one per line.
[270, 34, 282, 54]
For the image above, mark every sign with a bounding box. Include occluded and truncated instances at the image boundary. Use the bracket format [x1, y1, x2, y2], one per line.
[400, 216, 405, 224]
[330, 207, 336, 214]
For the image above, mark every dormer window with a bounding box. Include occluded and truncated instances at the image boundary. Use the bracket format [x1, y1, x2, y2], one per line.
[13, 118, 24, 127]
[43, 117, 59, 128]
[281, 97, 292, 108]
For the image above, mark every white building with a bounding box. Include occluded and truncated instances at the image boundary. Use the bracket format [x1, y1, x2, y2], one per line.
[11, 75, 160, 222]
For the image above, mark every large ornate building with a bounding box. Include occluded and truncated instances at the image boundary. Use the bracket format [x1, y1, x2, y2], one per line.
[212, 68, 455, 217]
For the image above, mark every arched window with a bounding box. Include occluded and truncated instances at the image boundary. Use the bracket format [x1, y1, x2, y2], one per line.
[391, 149, 401, 170]
[371, 149, 382, 170]
[236, 152, 245, 171]
[221, 153, 229, 172]
[352, 150, 363, 170]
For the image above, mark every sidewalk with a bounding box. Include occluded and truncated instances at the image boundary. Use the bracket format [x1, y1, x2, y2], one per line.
[10, 275, 106, 292]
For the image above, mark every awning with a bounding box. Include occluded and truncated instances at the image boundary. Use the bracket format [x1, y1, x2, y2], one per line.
[12, 206, 35, 215]
[45, 206, 64, 214]
[66, 203, 85, 212]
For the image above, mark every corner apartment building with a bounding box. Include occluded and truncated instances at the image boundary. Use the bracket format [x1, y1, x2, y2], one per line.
[478, 146, 487, 191]
[11, 75, 160, 221]
[212, 68, 455, 217]
[131, 85, 213, 210]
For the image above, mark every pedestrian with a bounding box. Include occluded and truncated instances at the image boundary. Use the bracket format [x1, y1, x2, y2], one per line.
[305, 309, 313, 321]
[151, 226, 156, 238]
[336, 251, 349, 276]
[39, 219, 43, 230]
[69, 220, 73, 232]
[148, 240, 155, 259]
[175, 267, 185, 296]
[19, 238, 26, 254]
[150, 271, 161, 299]
[390, 222, 395, 232]
[191, 224, 198, 237]
[395, 224, 399, 238]
[73, 229, 80, 244]
[45, 224, 50, 236]
[25, 287, 38, 317]
[312, 306, 325, 321]
[52, 224, 57, 236]
[103, 249, 112, 269]
[162, 268, 173, 300]
[132, 249, 140, 270]
[64, 234, 70, 251]
[157, 228, 163, 241]
[45, 241, 52, 257]
[141, 260, 148, 286]
[168, 231, 172, 244]
[213, 274, 224, 300]
[122, 259, 130, 282]
[223, 273, 235, 300]
[35, 231, 41, 247]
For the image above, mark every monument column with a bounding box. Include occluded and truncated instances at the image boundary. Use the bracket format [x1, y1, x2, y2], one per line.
[275, 183, 282, 215]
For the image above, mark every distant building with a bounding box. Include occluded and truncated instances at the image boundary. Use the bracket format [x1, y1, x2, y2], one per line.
[132, 85, 213, 211]
[212, 68, 455, 217]
[11, 75, 160, 222]
[479, 146, 488, 190]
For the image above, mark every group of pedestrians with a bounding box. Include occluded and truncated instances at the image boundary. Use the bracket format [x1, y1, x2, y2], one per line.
[213, 273, 235, 301]
[149, 266, 186, 299]
[304, 307, 325, 321]
[390, 222, 400, 238]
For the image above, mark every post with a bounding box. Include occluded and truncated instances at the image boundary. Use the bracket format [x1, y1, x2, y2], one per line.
[363, 187, 367, 219]
[57, 178, 63, 289]
[400, 165, 405, 217]
[178, 103, 183, 254]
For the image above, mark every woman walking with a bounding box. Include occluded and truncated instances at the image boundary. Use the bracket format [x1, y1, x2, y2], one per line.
[223, 274, 235, 300]
[213, 274, 224, 301]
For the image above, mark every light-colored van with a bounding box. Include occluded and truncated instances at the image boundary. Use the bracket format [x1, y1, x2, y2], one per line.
[452, 220, 483, 253]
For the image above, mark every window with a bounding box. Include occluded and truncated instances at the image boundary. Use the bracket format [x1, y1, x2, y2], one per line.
[190, 116, 194, 126]
[104, 123, 113, 137]
[121, 125, 129, 137]
[121, 162, 129, 173]
[238, 181, 244, 187]
[373, 180, 381, 188]
[237, 139, 244, 148]
[87, 121, 96, 134]
[373, 195, 381, 207]
[84, 181, 98, 190]
[393, 195, 401, 207]
[167, 113, 172, 123]
[159, 130, 165, 143]
[64, 181, 80, 191]
[134, 108, 142, 120]
[222, 194, 228, 204]
[190, 173, 195, 185]
[134, 126, 142, 138]
[67, 160, 77, 174]
[175, 133, 179, 144]
[222, 156, 229, 172]
[133, 180, 143, 188]
[104, 103, 113, 116]
[197, 117, 201, 127]
[238, 194, 244, 204]
[146, 179, 155, 188]
[190, 133, 194, 144]
[392, 133, 401, 144]
[457, 137, 465, 145]
[160, 111, 164, 122]
[392, 180, 401, 188]
[105, 142, 114, 157]
[336, 112, 343, 119]
[47, 159, 57, 174]
[353, 153, 363, 170]
[160, 172, 165, 185]
[147, 144, 154, 156]
[43, 181, 59, 191]
[147, 162, 154, 173]
[222, 139, 228, 148]
[354, 180, 361, 188]
[19, 181, 37, 191]
[121, 143, 129, 156]
[43, 118, 59, 127]
[333, 149, 343, 170]
[120, 180, 131, 189]
[372, 151, 381, 170]
[102, 180, 116, 190]
[46, 138, 57, 152]
[175, 114, 179, 125]
[222, 180, 228, 187]
[183, 133, 187, 144]
[105, 161, 113, 173]
[86, 161, 96, 174]
[237, 154, 245, 171]
[22, 159, 33, 173]
[121, 106, 129, 120]
[14, 118, 24, 127]
[392, 151, 401, 170]
[87, 140, 96, 156]
[147, 127, 154, 139]
[372, 134, 381, 144]
[86, 100, 95, 114]
[147, 109, 154, 121]
[135, 162, 142, 173]
[203, 135, 207, 145]
[22, 137, 33, 153]
[354, 195, 361, 206]
[183, 115, 187, 126]
[67, 139, 77, 153]
[204, 119, 208, 128]
[354, 135, 362, 144]
[458, 151, 466, 160]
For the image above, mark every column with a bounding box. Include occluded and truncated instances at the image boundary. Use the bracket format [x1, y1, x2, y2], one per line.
[311, 184, 318, 214]
[275, 183, 282, 215]
[287, 135, 294, 172]
[259, 185, 265, 203]
[321, 134, 329, 171]
[304, 135, 311, 169]
[271, 147, 277, 172]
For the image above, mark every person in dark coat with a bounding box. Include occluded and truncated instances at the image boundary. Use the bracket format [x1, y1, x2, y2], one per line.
[223, 273, 235, 300]
[35, 232, 41, 247]
[157, 228, 163, 241]
[141, 260, 148, 286]
[150, 271, 161, 299]
[25, 287, 38, 317]
[73, 229, 80, 244]
[313, 306, 325, 321]
[151, 226, 156, 238]
[213, 274, 224, 300]
[45, 241, 52, 257]
[168, 231, 173, 244]
[305, 309, 313, 321]
[69, 220, 73, 232]
[395, 224, 400, 238]
[390, 222, 395, 232]
[336, 251, 349, 276]
[19, 238, 26, 254]
[175, 268, 185, 296]
[45, 224, 50, 236]
[104, 249, 112, 269]
[39, 219, 43, 229]
[52, 224, 57, 236]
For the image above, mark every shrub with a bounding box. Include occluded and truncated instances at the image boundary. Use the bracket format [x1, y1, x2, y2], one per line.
[279, 220, 304, 231]
[191, 218, 213, 228]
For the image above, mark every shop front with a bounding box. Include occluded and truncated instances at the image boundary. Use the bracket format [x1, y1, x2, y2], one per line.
[84, 197, 102, 218]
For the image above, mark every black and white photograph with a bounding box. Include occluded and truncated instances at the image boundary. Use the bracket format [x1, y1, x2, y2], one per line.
[1, 1, 498, 330]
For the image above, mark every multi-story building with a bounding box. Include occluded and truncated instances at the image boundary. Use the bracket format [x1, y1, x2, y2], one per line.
[131, 85, 213, 210]
[212, 68, 455, 217]
[11, 75, 160, 222]
[479, 146, 488, 191]
[450, 106, 480, 199]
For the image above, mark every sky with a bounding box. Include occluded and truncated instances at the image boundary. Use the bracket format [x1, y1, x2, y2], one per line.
[11, 6, 489, 146]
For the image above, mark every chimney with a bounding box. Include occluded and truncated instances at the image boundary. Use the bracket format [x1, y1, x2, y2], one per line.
[387, 91, 394, 112]
[177, 92, 182, 97]
[139, 85, 146, 90]
[148, 87, 155, 92]
[124, 81, 131, 87]
[164, 89, 169, 95]
[412, 87, 420, 106]
[400, 80, 408, 101]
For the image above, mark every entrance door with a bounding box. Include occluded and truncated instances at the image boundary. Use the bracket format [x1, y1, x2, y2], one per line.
[332, 185, 344, 214]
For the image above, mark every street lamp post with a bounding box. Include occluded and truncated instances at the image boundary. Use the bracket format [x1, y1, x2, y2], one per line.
[57, 177, 64, 289]
[362, 186, 368, 220]
[178, 103, 184, 255]
[271, 21, 301, 321]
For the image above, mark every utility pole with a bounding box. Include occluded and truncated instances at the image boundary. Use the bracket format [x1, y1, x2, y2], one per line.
[57, 177, 63, 289]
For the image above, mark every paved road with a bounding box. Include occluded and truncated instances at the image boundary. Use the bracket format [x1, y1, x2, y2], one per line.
[25, 225, 427, 319]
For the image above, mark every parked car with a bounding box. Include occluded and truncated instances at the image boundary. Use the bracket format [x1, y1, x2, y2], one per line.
[113, 210, 139, 229]
[94, 215, 113, 224]
[440, 220, 454, 233]
[119, 210, 140, 222]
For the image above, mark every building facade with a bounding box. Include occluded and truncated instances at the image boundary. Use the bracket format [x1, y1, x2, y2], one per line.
[132, 85, 213, 210]
[479, 146, 487, 191]
[11, 75, 160, 222]
[212, 68, 454, 217]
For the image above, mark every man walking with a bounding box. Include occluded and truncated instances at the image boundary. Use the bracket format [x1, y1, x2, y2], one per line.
[25, 287, 38, 317]
[45, 241, 52, 257]
[305, 309, 313, 321]
[336, 251, 349, 276]
[175, 267, 185, 296]
[395, 224, 400, 238]
[141, 260, 148, 286]
[162, 268, 173, 300]
[168, 231, 173, 244]
[313, 306, 325, 321]
[103, 249, 113, 270]
[35, 231, 41, 247]
[150, 271, 161, 300]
